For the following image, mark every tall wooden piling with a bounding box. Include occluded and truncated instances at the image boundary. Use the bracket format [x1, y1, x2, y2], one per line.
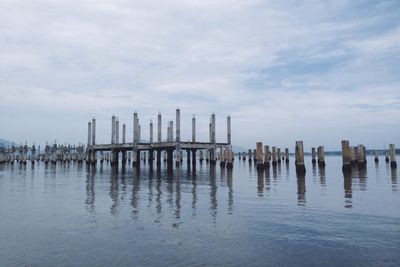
[116, 119, 119, 144]
[256, 142, 264, 170]
[389, 144, 397, 168]
[264, 145, 270, 167]
[317, 146, 325, 167]
[133, 112, 139, 167]
[248, 149, 252, 162]
[192, 115, 196, 143]
[87, 121, 92, 162]
[285, 148, 289, 163]
[220, 147, 225, 167]
[122, 124, 126, 144]
[341, 140, 351, 172]
[295, 141, 306, 174]
[278, 148, 283, 163]
[157, 113, 162, 142]
[272, 147, 277, 166]
[357, 144, 366, 168]
[226, 146, 233, 169]
[227, 115, 231, 144]
[311, 147, 316, 164]
[176, 109, 181, 166]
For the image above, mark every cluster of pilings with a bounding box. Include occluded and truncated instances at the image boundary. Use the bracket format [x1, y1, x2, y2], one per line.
[341, 140, 397, 172]
[311, 146, 326, 167]
[85, 109, 232, 170]
[244, 142, 330, 175]
[0, 142, 86, 165]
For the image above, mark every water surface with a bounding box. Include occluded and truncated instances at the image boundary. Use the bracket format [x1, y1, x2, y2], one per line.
[0, 155, 399, 266]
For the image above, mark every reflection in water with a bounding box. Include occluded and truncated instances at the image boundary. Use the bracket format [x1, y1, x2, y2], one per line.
[391, 168, 397, 192]
[312, 163, 317, 178]
[227, 169, 234, 214]
[209, 166, 217, 221]
[131, 174, 140, 217]
[192, 168, 197, 215]
[343, 171, 352, 208]
[319, 167, 326, 187]
[110, 171, 120, 217]
[257, 170, 264, 197]
[265, 168, 271, 192]
[357, 167, 367, 191]
[296, 172, 306, 206]
[272, 165, 278, 182]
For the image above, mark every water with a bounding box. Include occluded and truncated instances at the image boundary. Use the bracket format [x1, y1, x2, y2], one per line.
[0, 156, 399, 266]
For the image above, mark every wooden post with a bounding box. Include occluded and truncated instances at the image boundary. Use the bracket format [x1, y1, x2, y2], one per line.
[357, 144, 366, 168]
[272, 146, 277, 166]
[149, 121, 153, 144]
[285, 148, 289, 163]
[220, 147, 225, 167]
[311, 147, 316, 164]
[256, 142, 264, 170]
[341, 140, 351, 172]
[192, 115, 196, 143]
[248, 149, 252, 162]
[317, 146, 325, 167]
[264, 145, 270, 168]
[389, 144, 397, 168]
[295, 141, 306, 174]
[226, 146, 233, 169]
[374, 151, 379, 163]
[277, 148, 281, 163]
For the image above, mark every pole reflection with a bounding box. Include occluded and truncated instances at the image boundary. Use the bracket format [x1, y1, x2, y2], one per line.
[343, 170, 352, 208]
[296, 172, 306, 206]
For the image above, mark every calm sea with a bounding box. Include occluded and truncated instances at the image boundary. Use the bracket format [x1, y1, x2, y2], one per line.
[0, 155, 399, 266]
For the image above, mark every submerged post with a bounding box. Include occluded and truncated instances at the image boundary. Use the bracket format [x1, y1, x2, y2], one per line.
[295, 141, 306, 174]
[311, 147, 316, 164]
[272, 147, 277, 166]
[317, 146, 325, 167]
[248, 149, 252, 163]
[226, 146, 233, 169]
[277, 148, 281, 163]
[389, 144, 397, 168]
[220, 147, 225, 167]
[341, 140, 351, 172]
[256, 142, 264, 171]
[264, 145, 270, 168]
[285, 148, 289, 163]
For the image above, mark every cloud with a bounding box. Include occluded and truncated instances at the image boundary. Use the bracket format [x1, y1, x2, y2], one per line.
[0, 0, 399, 149]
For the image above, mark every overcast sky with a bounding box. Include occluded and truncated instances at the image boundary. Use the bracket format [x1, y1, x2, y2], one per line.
[0, 0, 399, 150]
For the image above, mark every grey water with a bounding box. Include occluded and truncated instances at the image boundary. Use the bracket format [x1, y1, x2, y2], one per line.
[0, 156, 399, 267]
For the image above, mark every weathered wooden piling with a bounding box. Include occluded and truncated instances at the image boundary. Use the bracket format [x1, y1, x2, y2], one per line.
[220, 147, 226, 167]
[242, 151, 246, 161]
[248, 149, 252, 162]
[389, 144, 397, 168]
[285, 148, 289, 163]
[374, 151, 379, 163]
[311, 147, 316, 164]
[385, 150, 390, 163]
[264, 145, 270, 168]
[357, 144, 366, 168]
[295, 141, 306, 174]
[277, 148, 281, 163]
[272, 147, 277, 166]
[210, 113, 216, 165]
[87, 121, 92, 162]
[256, 142, 264, 170]
[226, 146, 233, 169]
[341, 140, 352, 172]
[317, 146, 325, 167]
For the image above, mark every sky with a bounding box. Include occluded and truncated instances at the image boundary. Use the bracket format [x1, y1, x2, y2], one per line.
[0, 0, 399, 151]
